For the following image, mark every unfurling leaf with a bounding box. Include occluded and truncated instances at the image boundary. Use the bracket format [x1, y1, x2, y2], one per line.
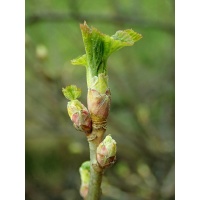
[62, 85, 81, 100]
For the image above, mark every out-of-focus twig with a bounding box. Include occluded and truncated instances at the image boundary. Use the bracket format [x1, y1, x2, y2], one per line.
[25, 12, 174, 33]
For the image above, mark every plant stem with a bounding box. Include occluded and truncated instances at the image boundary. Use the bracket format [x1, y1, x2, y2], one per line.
[86, 128, 105, 200]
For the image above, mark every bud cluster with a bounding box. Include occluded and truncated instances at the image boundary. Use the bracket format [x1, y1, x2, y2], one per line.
[71, 22, 142, 128]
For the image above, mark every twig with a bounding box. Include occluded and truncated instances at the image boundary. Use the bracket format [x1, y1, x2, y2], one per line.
[26, 12, 174, 33]
[62, 22, 142, 199]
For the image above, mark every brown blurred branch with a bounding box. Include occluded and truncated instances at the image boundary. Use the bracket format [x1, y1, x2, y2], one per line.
[25, 12, 174, 33]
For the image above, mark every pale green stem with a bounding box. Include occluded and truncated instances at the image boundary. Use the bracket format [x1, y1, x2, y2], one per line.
[86, 128, 105, 200]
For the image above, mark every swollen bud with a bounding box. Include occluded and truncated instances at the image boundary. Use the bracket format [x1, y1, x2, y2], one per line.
[87, 73, 111, 125]
[79, 161, 90, 199]
[96, 135, 117, 169]
[62, 85, 92, 133]
[87, 88, 111, 123]
[67, 100, 92, 133]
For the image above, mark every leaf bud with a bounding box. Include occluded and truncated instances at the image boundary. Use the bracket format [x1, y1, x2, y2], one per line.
[96, 135, 117, 168]
[79, 161, 90, 198]
[67, 100, 92, 133]
[87, 88, 111, 124]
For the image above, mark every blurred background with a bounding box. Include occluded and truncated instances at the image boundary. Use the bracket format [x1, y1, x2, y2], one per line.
[25, 0, 175, 199]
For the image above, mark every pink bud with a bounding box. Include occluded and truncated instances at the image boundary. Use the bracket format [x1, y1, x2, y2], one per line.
[67, 100, 92, 133]
[87, 89, 111, 122]
[80, 184, 89, 198]
[72, 110, 92, 133]
[96, 135, 117, 168]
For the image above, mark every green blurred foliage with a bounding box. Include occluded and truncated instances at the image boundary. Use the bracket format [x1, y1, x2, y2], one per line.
[25, 0, 174, 199]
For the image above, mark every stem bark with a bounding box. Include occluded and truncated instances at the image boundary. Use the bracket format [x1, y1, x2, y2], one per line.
[86, 128, 105, 200]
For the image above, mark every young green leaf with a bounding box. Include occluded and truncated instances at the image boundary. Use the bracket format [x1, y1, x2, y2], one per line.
[62, 85, 81, 100]
[71, 54, 87, 67]
[71, 22, 142, 88]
